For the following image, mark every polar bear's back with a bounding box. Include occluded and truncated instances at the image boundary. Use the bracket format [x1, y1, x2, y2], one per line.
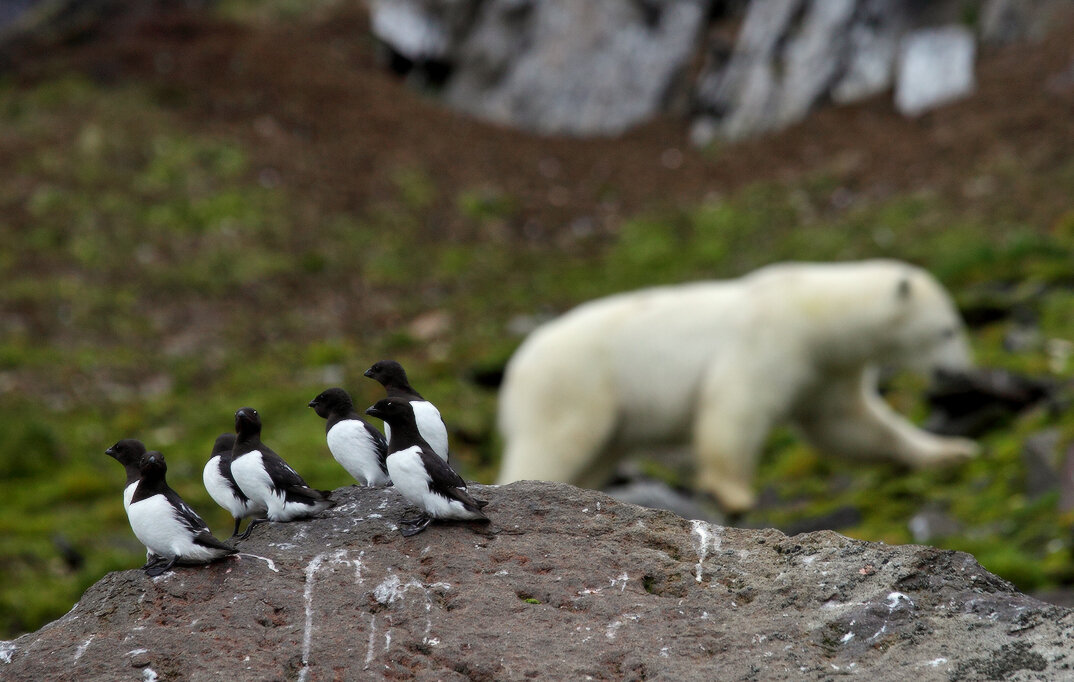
[498, 281, 748, 445]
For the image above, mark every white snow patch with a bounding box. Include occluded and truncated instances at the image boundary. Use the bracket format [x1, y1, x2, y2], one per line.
[143, 668, 158, 682]
[926, 657, 948, 667]
[0, 641, 15, 664]
[840, 632, 854, 644]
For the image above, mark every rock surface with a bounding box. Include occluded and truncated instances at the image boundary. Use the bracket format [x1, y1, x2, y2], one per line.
[894, 26, 977, 117]
[368, 0, 1065, 142]
[371, 0, 708, 137]
[3, 481, 1073, 680]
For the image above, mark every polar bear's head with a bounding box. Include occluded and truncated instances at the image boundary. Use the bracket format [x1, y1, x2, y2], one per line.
[887, 267, 972, 377]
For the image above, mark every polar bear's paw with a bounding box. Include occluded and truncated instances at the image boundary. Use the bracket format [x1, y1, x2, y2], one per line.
[920, 436, 980, 466]
[698, 475, 758, 514]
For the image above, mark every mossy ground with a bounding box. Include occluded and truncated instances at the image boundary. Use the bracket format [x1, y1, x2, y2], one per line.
[2, 4, 1074, 638]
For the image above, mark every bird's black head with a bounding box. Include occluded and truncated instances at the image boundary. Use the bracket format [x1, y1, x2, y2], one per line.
[211, 432, 236, 457]
[308, 387, 353, 419]
[105, 439, 147, 467]
[234, 407, 262, 438]
[365, 397, 412, 426]
[364, 360, 409, 389]
[139, 450, 167, 481]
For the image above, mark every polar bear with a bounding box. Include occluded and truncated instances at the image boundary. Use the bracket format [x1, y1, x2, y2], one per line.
[495, 259, 979, 512]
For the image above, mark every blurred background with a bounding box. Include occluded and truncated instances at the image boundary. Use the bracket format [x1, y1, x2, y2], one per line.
[1, 0, 1073, 639]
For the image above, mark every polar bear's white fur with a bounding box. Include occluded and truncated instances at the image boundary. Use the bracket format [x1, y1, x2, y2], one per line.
[496, 259, 979, 512]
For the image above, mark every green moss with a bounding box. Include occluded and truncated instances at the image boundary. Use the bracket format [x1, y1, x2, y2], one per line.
[2, 64, 1074, 641]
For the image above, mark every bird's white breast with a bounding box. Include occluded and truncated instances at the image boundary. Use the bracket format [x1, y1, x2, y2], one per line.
[386, 447, 478, 520]
[123, 481, 138, 511]
[327, 420, 389, 485]
[203, 456, 254, 518]
[126, 494, 216, 561]
[230, 451, 279, 511]
[412, 401, 449, 461]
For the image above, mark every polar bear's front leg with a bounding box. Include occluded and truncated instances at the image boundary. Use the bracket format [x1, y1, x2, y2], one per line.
[793, 367, 979, 468]
[692, 360, 791, 513]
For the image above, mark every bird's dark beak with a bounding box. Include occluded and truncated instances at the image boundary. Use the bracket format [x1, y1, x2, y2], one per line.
[363, 368, 374, 378]
[307, 400, 316, 408]
[365, 405, 382, 419]
[105, 447, 116, 458]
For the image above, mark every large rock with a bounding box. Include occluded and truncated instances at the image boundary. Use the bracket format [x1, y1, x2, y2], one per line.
[370, 0, 1063, 143]
[694, 0, 895, 141]
[693, 0, 995, 137]
[3, 481, 1072, 680]
[372, 0, 709, 136]
[895, 25, 977, 117]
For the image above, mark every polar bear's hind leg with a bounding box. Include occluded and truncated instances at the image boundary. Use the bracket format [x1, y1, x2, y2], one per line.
[496, 381, 620, 486]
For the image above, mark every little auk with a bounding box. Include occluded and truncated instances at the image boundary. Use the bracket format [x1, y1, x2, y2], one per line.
[364, 359, 450, 462]
[106, 438, 162, 570]
[365, 397, 488, 536]
[230, 406, 335, 537]
[308, 387, 391, 486]
[203, 432, 267, 539]
[124, 450, 237, 577]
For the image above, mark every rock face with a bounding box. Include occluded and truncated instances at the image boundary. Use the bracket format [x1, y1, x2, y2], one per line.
[894, 26, 977, 117]
[369, 0, 1065, 141]
[693, 0, 909, 142]
[373, 0, 709, 137]
[3, 481, 1073, 680]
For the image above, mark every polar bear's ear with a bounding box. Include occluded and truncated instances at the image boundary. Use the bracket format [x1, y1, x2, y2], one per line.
[896, 276, 912, 300]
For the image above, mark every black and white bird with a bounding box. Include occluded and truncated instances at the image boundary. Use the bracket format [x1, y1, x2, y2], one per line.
[365, 397, 488, 536]
[106, 438, 162, 570]
[308, 387, 391, 486]
[230, 407, 335, 536]
[123, 450, 237, 577]
[202, 432, 267, 539]
[364, 360, 450, 463]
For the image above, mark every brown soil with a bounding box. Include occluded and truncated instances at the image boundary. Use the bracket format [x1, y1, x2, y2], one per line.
[9, 2, 1074, 244]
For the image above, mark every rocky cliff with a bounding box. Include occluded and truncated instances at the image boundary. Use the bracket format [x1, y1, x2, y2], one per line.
[370, 0, 1067, 140]
[2, 481, 1072, 680]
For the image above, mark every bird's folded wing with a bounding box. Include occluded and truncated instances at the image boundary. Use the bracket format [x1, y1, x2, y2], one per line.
[192, 529, 236, 553]
[420, 450, 486, 513]
[167, 490, 212, 534]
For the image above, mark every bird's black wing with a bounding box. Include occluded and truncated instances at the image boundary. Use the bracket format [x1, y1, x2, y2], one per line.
[362, 418, 390, 474]
[216, 457, 251, 502]
[261, 446, 332, 503]
[419, 448, 486, 515]
[165, 487, 213, 535]
[191, 530, 237, 553]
